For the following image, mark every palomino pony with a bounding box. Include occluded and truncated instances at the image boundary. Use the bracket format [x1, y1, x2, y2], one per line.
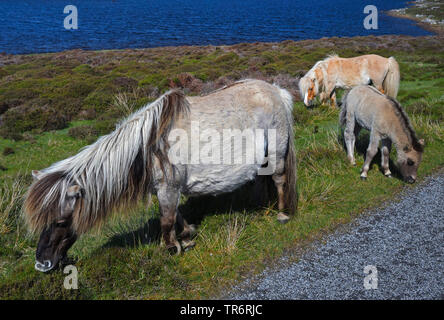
[299, 54, 400, 107]
[340, 85, 424, 182]
[24, 79, 297, 272]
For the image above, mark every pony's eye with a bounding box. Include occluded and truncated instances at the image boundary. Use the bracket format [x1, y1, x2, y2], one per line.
[407, 159, 414, 166]
[56, 220, 67, 227]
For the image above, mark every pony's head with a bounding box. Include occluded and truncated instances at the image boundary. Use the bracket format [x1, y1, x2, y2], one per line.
[299, 64, 325, 107]
[397, 140, 424, 183]
[299, 76, 317, 107]
[25, 170, 83, 272]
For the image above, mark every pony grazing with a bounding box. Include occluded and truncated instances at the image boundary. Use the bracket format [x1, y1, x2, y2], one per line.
[24, 79, 297, 272]
[340, 85, 424, 182]
[299, 54, 400, 107]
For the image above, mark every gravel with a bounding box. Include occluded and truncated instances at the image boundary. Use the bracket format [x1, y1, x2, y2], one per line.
[228, 172, 444, 300]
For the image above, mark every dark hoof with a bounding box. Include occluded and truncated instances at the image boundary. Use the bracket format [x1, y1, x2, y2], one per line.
[167, 243, 181, 255]
[360, 176, 367, 181]
[277, 212, 290, 224]
[181, 239, 196, 252]
[178, 224, 198, 240]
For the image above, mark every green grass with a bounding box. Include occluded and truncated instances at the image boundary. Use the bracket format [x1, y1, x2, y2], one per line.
[0, 35, 443, 299]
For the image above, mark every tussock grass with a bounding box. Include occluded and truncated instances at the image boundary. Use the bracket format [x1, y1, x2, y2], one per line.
[111, 88, 144, 118]
[0, 175, 25, 235]
[411, 115, 444, 142]
[197, 213, 250, 255]
[404, 95, 444, 121]
[298, 178, 341, 213]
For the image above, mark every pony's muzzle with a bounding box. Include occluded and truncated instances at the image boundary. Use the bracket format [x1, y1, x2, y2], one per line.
[406, 176, 416, 184]
[303, 93, 312, 106]
[35, 260, 53, 272]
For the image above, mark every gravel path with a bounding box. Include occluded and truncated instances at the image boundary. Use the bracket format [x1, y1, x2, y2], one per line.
[228, 171, 444, 300]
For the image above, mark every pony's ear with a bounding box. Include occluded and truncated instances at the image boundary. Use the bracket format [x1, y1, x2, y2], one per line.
[414, 139, 425, 152]
[32, 170, 42, 180]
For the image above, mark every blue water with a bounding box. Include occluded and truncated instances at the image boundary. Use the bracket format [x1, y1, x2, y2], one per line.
[0, 0, 432, 55]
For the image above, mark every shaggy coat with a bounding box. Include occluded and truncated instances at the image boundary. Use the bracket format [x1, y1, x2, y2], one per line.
[25, 79, 297, 264]
[340, 85, 424, 182]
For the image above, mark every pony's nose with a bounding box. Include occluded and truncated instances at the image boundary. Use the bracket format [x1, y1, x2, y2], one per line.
[406, 176, 416, 184]
[304, 93, 311, 106]
[35, 260, 52, 272]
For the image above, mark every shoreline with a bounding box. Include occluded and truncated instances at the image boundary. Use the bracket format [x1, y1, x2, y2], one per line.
[0, 33, 441, 61]
[387, 10, 443, 35]
[387, 0, 444, 35]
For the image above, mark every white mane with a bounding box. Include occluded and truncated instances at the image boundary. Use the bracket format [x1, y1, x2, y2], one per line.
[26, 90, 189, 233]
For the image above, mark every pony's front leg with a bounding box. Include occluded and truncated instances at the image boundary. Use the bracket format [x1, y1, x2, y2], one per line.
[321, 82, 334, 107]
[381, 138, 392, 177]
[157, 185, 182, 254]
[319, 92, 328, 105]
[344, 120, 358, 166]
[330, 91, 337, 108]
[360, 131, 381, 180]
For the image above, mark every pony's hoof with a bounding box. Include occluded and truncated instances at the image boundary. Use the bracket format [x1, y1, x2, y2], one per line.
[385, 174, 392, 178]
[181, 239, 196, 252]
[277, 212, 290, 224]
[360, 176, 367, 181]
[167, 242, 182, 255]
[178, 224, 198, 240]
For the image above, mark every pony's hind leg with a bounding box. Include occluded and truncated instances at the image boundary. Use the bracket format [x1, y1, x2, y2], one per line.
[157, 185, 182, 254]
[381, 138, 392, 177]
[272, 158, 290, 224]
[360, 131, 381, 180]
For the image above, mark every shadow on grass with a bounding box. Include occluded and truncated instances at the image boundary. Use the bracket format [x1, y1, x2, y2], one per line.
[103, 176, 277, 249]
[103, 218, 161, 249]
[179, 176, 277, 225]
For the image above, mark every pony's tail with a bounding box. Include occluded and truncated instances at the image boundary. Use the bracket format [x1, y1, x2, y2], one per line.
[383, 57, 400, 98]
[278, 88, 298, 216]
[284, 128, 297, 216]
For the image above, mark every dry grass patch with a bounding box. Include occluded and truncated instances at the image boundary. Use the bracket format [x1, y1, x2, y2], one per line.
[0, 175, 26, 235]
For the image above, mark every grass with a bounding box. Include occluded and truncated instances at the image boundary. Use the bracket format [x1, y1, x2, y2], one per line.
[0, 34, 443, 299]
